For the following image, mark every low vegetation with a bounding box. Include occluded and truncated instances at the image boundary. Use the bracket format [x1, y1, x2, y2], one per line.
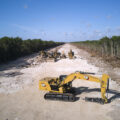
[73, 36, 120, 58]
[0, 36, 63, 63]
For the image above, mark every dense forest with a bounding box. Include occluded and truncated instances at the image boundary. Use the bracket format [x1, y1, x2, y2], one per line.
[0, 37, 63, 63]
[73, 36, 120, 59]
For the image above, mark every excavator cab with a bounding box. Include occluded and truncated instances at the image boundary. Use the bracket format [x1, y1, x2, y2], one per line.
[59, 75, 67, 82]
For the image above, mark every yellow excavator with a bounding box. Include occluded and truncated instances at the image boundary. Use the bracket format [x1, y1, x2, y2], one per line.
[39, 71, 110, 104]
[68, 49, 74, 59]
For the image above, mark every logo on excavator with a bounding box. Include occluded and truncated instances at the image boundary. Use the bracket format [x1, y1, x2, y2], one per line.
[84, 76, 89, 80]
[41, 83, 46, 87]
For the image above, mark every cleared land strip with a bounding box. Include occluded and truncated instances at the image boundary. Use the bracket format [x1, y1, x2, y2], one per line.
[0, 44, 120, 120]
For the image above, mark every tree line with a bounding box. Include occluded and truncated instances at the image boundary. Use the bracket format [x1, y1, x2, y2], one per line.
[72, 36, 120, 58]
[0, 36, 64, 63]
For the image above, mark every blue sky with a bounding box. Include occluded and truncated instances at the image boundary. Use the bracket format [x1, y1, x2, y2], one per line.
[0, 0, 120, 42]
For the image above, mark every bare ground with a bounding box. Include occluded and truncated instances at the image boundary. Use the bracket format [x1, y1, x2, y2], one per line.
[0, 44, 120, 120]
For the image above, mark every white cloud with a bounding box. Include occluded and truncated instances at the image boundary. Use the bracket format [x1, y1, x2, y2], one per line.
[64, 32, 68, 36]
[106, 15, 112, 19]
[12, 24, 47, 38]
[86, 23, 92, 28]
[13, 24, 37, 33]
[50, 17, 56, 21]
[24, 5, 28, 9]
[70, 32, 73, 35]
[105, 27, 112, 33]
[63, 32, 75, 37]
[115, 27, 120, 36]
[42, 32, 46, 36]
[94, 16, 99, 19]
[93, 30, 102, 37]
[107, 28, 111, 32]
[116, 27, 120, 31]
[82, 32, 86, 35]
[93, 30, 101, 34]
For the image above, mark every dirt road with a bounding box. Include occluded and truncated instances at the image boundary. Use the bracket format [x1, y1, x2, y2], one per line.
[0, 44, 120, 120]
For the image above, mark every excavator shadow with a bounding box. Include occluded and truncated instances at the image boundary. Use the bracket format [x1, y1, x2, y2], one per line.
[73, 87, 120, 104]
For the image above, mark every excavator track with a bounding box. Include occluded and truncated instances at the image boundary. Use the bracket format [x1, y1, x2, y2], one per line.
[44, 93, 76, 102]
